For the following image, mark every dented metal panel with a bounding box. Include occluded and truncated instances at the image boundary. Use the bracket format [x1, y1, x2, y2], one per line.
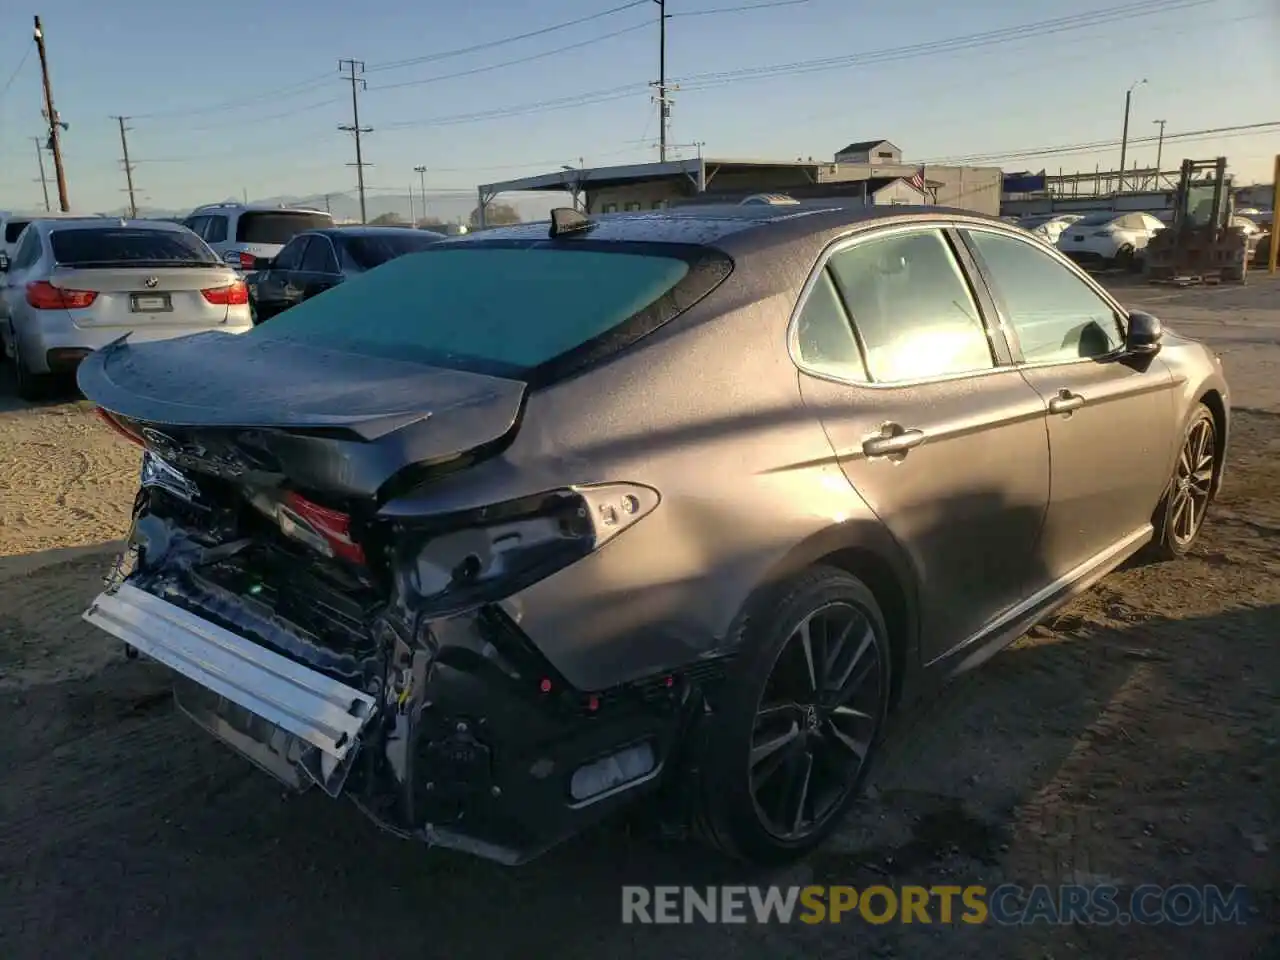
[83, 582, 377, 762]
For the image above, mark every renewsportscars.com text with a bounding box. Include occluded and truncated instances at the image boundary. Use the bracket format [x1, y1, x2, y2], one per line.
[621, 884, 1251, 926]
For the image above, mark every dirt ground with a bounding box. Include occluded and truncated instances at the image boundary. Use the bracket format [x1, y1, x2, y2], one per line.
[0, 277, 1277, 959]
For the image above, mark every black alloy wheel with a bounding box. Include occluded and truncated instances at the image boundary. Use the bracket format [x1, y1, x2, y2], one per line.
[1149, 404, 1217, 559]
[749, 601, 883, 841]
[695, 566, 892, 865]
[1168, 412, 1216, 547]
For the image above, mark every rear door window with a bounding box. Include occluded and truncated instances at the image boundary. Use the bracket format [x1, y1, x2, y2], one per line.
[50, 228, 220, 266]
[823, 229, 994, 383]
[272, 237, 309, 272]
[236, 211, 334, 245]
[300, 236, 339, 274]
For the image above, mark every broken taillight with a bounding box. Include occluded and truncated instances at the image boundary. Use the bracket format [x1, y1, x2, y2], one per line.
[94, 408, 145, 447]
[281, 491, 366, 565]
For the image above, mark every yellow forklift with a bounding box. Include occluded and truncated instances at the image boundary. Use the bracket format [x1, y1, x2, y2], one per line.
[1143, 157, 1252, 284]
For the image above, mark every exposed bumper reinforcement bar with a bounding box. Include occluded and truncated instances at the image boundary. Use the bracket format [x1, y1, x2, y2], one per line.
[83, 582, 377, 766]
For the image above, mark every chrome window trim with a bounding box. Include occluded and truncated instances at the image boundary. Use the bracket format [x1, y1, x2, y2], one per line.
[786, 216, 1012, 390]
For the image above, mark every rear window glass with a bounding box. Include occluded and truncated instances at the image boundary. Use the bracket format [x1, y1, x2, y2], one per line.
[338, 232, 444, 271]
[237, 212, 334, 244]
[50, 228, 219, 266]
[4, 220, 31, 243]
[253, 245, 695, 375]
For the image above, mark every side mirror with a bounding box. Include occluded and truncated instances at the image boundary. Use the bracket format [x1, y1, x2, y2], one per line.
[0, 253, 9, 272]
[251, 257, 273, 271]
[1125, 310, 1163, 356]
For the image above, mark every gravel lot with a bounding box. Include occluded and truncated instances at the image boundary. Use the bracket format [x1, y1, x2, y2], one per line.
[0, 277, 1277, 959]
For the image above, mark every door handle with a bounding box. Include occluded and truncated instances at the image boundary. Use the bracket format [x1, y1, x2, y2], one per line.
[862, 423, 925, 458]
[1048, 389, 1085, 415]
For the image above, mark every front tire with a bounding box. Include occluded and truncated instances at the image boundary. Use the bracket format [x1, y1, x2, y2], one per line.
[695, 566, 892, 865]
[1148, 404, 1217, 560]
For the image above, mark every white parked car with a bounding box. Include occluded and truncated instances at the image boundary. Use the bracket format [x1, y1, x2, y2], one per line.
[0, 218, 253, 399]
[183, 203, 334, 272]
[1016, 213, 1084, 244]
[1056, 211, 1165, 269]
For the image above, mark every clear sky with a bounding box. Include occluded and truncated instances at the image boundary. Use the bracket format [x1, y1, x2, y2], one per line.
[0, 0, 1276, 216]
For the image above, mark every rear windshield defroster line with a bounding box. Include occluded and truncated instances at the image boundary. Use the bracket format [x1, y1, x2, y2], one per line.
[251, 239, 734, 387]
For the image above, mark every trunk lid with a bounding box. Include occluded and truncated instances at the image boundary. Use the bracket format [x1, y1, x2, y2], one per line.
[50, 266, 238, 328]
[77, 331, 526, 501]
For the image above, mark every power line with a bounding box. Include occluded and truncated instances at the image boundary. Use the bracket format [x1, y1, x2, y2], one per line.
[380, 0, 1209, 131]
[670, 0, 808, 16]
[0, 40, 34, 101]
[129, 71, 336, 121]
[920, 121, 1280, 166]
[368, 21, 651, 93]
[364, 0, 649, 74]
[383, 83, 648, 130]
[670, 0, 1210, 89]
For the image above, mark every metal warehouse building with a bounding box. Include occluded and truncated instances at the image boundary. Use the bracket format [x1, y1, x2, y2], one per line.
[475, 140, 1004, 225]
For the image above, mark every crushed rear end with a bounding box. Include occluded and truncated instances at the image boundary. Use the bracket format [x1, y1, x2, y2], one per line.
[79, 331, 698, 864]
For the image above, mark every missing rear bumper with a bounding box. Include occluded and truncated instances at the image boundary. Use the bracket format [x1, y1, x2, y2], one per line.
[83, 582, 377, 794]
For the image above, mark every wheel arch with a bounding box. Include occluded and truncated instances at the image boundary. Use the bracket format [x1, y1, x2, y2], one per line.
[749, 519, 920, 711]
[1196, 387, 1228, 498]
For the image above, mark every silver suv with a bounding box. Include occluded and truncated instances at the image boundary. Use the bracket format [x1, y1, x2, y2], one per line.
[183, 203, 334, 272]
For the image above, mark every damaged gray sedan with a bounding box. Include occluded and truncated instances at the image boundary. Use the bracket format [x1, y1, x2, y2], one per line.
[80, 204, 1229, 866]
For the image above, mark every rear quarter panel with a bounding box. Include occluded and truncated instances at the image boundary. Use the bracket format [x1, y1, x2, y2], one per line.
[394, 246, 905, 691]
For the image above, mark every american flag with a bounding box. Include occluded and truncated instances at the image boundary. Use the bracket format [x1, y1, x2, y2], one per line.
[906, 165, 928, 194]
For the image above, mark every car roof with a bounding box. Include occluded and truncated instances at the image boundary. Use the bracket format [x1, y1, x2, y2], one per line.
[448, 203, 1011, 256]
[33, 217, 192, 235]
[188, 203, 330, 216]
[310, 225, 445, 238]
[3, 211, 103, 221]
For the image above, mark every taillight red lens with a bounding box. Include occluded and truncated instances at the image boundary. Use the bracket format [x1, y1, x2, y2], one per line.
[26, 280, 98, 310]
[94, 408, 145, 447]
[201, 281, 249, 305]
[237, 251, 256, 270]
[283, 491, 366, 565]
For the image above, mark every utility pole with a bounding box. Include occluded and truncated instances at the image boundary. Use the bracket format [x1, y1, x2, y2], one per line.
[31, 137, 51, 212]
[1152, 118, 1167, 175]
[1117, 78, 1146, 194]
[112, 116, 138, 219]
[414, 165, 427, 223]
[338, 59, 372, 223]
[652, 0, 671, 162]
[33, 16, 70, 211]
[408, 184, 416, 224]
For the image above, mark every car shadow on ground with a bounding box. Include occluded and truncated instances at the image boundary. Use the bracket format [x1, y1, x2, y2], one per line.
[0, 363, 81, 415]
[0, 580, 1273, 958]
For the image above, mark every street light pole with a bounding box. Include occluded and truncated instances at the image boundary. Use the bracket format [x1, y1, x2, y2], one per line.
[414, 165, 427, 223]
[1118, 78, 1146, 193]
[1152, 118, 1167, 178]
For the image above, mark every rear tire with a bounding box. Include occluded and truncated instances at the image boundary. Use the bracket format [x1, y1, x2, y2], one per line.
[1146, 404, 1217, 561]
[694, 566, 892, 865]
[12, 336, 53, 402]
[1114, 244, 1136, 271]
